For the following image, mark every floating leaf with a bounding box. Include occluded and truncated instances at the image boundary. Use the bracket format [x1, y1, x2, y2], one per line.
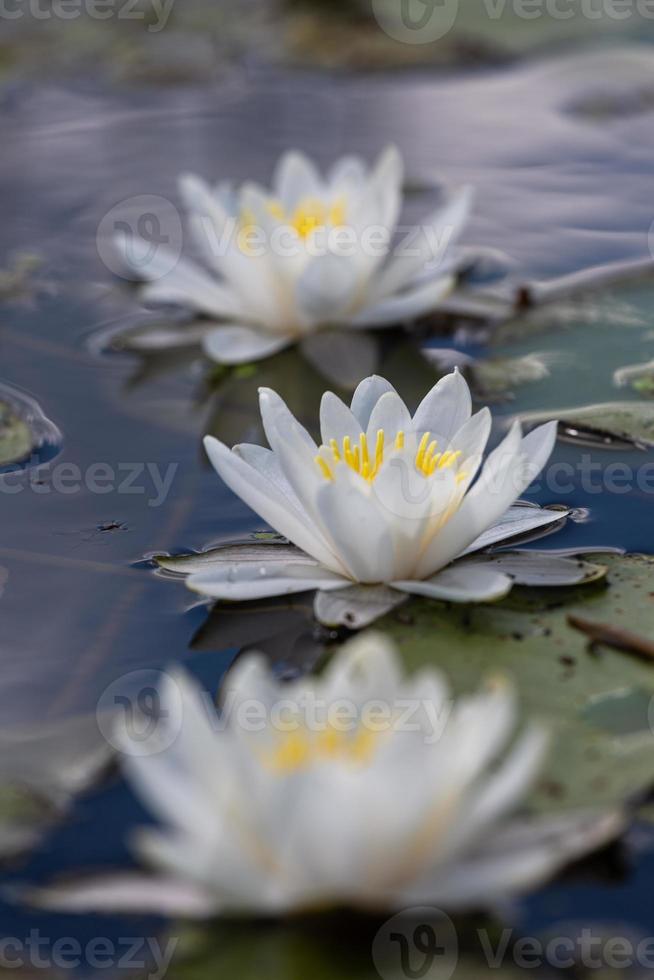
[511, 402, 654, 450]
[0, 382, 61, 467]
[376, 554, 654, 813]
[0, 400, 33, 466]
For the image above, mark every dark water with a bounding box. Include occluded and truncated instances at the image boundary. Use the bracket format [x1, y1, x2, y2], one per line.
[3, 46, 654, 976]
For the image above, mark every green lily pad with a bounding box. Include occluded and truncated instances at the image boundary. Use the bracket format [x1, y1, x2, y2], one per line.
[0, 400, 34, 466]
[159, 917, 523, 980]
[513, 402, 654, 450]
[375, 553, 654, 814]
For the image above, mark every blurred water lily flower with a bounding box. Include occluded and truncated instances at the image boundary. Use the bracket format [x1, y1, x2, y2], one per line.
[32, 635, 621, 918]
[115, 147, 470, 366]
[164, 370, 606, 628]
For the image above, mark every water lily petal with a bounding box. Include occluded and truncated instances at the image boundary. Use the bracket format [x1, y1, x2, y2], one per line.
[316, 472, 396, 583]
[372, 186, 473, 302]
[179, 173, 231, 274]
[412, 367, 473, 440]
[366, 390, 412, 440]
[258, 387, 318, 457]
[328, 154, 368, 194]
[415, 421, 553, 579]
[25, 875, 216, 918]
[203, 325, 291, 365]
[368, 145, 404, 232]
[461, 505, 567, 556]
[450, 407, 492, 489]
[188, 561, 349, 601]
[157, 542, 307, 576]
[203, 436, 342, 572]
[392, 564, 513, 603]
[352, 275, 454, 328]
[314, 584, 408, 629]
[461, 552, 608, 587]
[350, 375, 398, 429]
[295, 253, 360, 327]
[273, 150, 324, 211]
[320, 391, 363, 446]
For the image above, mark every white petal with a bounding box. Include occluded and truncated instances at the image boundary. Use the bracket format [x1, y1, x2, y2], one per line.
[371, 186, 473, 302]
[368, 145, 404, 231]
[412, 368, 473, 441]
[258, 387, 317, 458]
[328, 155, 368, 193]
[178, 173, 231, 275]
[315, 472, 396, 583]
[320, 391, 363, 446]
[366, 391, 412, 439]
[295, 253, 360, 327]
[273, 150, 323, 210]
[187, 561, 350, 601]
[157, 542, 307, 575]
[415, 421, 556, 579]
[350, 375, 398, 428]
[392, 564, 513, 603]
[203, 436, 341, 572]
[25, 875, 216, 918]
[135, 256, 244, 320]
[462, 552, 607, 587]
[460, 505, 566, 556]
[352, 275, 454, 328]
[314, 584, 407, 629]
[203, 325, 291, 365]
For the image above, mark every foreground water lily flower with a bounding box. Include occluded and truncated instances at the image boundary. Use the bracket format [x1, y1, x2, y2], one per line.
[162, 370, 607, 628]
[30, 635, 621, 918]
[115, 147, 470, 366]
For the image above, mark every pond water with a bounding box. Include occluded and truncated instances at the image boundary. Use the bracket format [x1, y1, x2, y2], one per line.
[2, 35, 654, 979]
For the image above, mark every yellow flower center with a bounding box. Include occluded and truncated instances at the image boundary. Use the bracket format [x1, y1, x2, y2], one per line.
[314, 430, 464, 483]
[262, 724, 378, 773]
[240, 196, 347, 246]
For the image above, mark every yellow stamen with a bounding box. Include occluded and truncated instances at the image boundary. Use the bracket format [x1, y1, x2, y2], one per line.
[264, 723, 380, 773]
[416, 432, 431, 472]
[329, 438, 341, 462]
[315, 455, 333, 481]
[395, 431, 405, 450]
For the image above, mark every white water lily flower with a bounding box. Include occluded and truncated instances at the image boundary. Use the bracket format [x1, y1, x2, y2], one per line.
[177, 370, 589, 627]
[115, 147, 470, 365]
[31, 635, 621, 918]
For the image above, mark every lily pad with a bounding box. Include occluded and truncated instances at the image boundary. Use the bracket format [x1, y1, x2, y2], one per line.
[0, 383, 61, 467]
[158, 917, 526, 980]
[0, 400, 33, 466]
[375, 553, 654, 814]
[512, 402, 654, 450]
